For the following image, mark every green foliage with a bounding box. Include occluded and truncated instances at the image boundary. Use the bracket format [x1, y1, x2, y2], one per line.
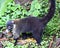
[0, 0, 13, 16]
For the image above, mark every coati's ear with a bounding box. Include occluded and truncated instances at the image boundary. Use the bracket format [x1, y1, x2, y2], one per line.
[11, 20, 14, 24]
[6, 20, 14, 25]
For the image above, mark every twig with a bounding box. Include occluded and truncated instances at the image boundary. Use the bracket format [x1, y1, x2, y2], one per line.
[48, 35, 56, 48]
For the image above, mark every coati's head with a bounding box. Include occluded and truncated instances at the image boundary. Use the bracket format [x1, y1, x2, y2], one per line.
[6, 20, 14, 32]
[5, 20, 14, 38]
[5, 20, 20, 39]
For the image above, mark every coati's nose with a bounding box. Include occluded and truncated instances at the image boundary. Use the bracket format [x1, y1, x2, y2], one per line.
[5, 29, 9, 33]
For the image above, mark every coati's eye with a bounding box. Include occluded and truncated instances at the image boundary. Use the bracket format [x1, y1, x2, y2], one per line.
[7, 26, 13, 31]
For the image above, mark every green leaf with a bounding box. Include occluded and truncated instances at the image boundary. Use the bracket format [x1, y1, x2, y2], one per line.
[35, 3, 40, 9]
[32, 10, 40, 16]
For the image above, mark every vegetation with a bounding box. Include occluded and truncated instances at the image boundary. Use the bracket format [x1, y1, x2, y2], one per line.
[0, 0, 60, 48]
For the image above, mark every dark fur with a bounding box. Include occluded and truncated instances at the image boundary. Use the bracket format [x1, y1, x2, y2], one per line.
[6, 0, 55, 45]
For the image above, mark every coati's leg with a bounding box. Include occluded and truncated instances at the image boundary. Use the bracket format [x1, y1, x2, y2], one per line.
[32, 31, 43, 44]
[21, 33, 33, 39]
[14, 39, 17, 46]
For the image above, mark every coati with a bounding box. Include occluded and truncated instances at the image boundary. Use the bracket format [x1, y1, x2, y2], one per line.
[5, 0, 55, 45]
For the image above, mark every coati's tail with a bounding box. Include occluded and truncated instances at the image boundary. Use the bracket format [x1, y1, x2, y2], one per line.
[42, 0, 55, 24]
